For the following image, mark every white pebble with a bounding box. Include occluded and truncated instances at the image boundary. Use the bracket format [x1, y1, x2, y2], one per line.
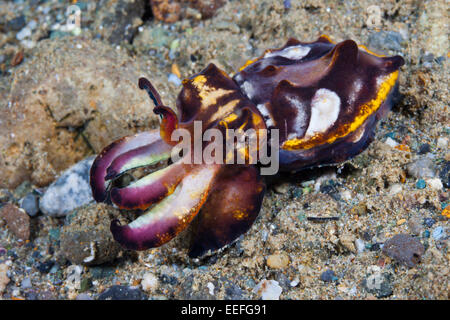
[27, 20, 37, 30]
[426, 178, 443, 190]
[206, 282, 215, 296]
[290, 277, 300, 287]
[141, 273, 159, 293]
[437, 137, 448, 149]
[385, 137, 399, 148]
[389, 183, 403, 195]
[355, 238, 366, 254]
[341, 190, 352, 201]
[16, 27, 32, 40]
[21, 40, 36, 49]
[254, 280, 282, 300]
[168, 73, 182, 87]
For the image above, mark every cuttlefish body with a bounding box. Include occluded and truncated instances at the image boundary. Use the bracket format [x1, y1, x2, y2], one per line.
[90, 36, 404, 257]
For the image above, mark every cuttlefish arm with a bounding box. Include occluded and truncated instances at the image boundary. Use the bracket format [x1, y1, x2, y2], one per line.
[188, 165, 265, 258]
[90, 130, 172, 203]
[110, 164, 221, 250]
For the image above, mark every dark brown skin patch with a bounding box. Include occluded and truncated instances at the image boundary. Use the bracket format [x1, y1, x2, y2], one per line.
[189, 165, 265, 258]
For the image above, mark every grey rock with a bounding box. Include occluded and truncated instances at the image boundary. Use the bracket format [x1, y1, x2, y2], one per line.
[14, 181, 32, 199]
[368, 31, 404, 52]
[423, 218, 435, 228]
[439, 162, 449, 188]
[19, 193, 39, 217]
[21, 277, 32, 289]
[320, 270, 335, 282]
[406, 156, 437, 179]
[38, 291, 56, 300]
[0, 189, 13, 204]
[98, 285, 148, 300]
[382, 234, 425, 267]
[362, 273, 393, 298]
[76, 293, 93, 300]
[92, 0, 145, 44]
[408, 218, 423, 236]
[421, 53, 435, 68]
[39, 157, 95, 217]
[60, 203, 121, 266]
[224, 283, 244, 300]
[432, 227, 445, 240]
[7, 15, 26, 31]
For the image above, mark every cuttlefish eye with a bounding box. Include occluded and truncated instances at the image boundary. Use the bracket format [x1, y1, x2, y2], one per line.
[89, 36, 404, 258]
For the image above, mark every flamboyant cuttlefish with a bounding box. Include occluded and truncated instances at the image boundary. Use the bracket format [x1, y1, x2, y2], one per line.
[90, 36, 404, 258]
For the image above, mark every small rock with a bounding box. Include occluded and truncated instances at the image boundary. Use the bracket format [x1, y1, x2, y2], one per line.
[408, 218, 423, 236]
[389, 184, 402, 195]
[134, 26, 174, 51]
[80, 277, 92, 293]
[355, 239, 366, 253]
[382, 234, 425, 267]
[290, 277, 300, 287]
[141, 273, 159, 293]
[423, 218, 435, 228]
[385, 137, 399, 148]
[340, 190, 352, 201]
[254, 280, 282, 300]
[339, 233, 356, 252]
[440, 162, 450, 188]
[432, 227, 445, 240]
[416, 179, 426, 189]
[19, 193, 39, 217]
[320, 270, 336, 282]
[437, 137, 448, 149]
[0, 203, 31, 240]
[89, 266, 116, 279]
[13, 181, 33, 199]
[92, 0, 145, 44]
[421, 53, 435, 68]
[168, 73, 182, 87]
[37, 261, 54, 274]
[426, 178, 443, 190]
[16, 27, 32, 40]
[368, 30, 404, 52]
[224, 283, 244, 300]
[0, 189, 13, 204]
[206, 282, 215, 296]
[0, 264, 9, 294]
[266, 253, 290, 269]
[98, 285, 148, 300]
[37, 291, 56, 300]
[363, 272, 393, 298]
[60, 203, 122, 266]
[39, 157, 95, 217]
[418, 143, 431, 154]
[76, 293, 93, 300]
[407, 157, 437, 179]
[21, 277, 32, 289]
[7, 15, 26, 31]
[273, 182, 289, 194]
